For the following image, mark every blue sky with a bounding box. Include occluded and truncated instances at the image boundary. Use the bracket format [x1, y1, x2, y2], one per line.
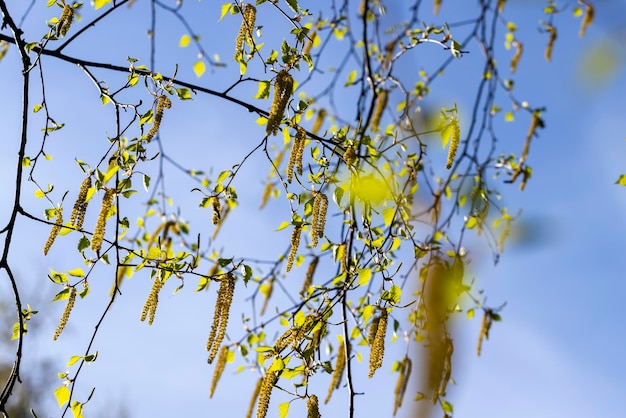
[1, 1, 625, 417]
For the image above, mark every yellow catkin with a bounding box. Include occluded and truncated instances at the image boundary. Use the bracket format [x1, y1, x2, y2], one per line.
[0, 41, 9, 62]
[212, 197, 221, 225]
[498, 217, 511, 253]
[306, 395, 321, 418]
[433, 0, 442, 15]
[145, 95, 171, 143]
[544, 24, 557, 62]
[497, 0, 506, 12]
[337, 243, 348, 274]
[259, 182, 273, 209]
[209, 346, 229, 398]
[260, 279, 273, 316]
[256, 371, 278, 418]
[510, 41, 523, 73]
[301, 256, 318, 296]
[371, 89, 388, 132]
[53, 287, 76, 340]
[246, 378, 263, 418]
[285, 225, 302, 272]
[579, 2, 594, 38]
[367, 315, 381, 345]
[382, 41, 395, 72]
[477, 309, 493, 356]
[287, 127, 306, 183]
[393, 356, 412, 416]
[267, 70, 294, 136]
[311, 192, 328, 247]
[207, 274, 236, 363]
[235, 4, 257, 59]
[58, 4, 74, 36]
[368, 308, 388, 378]
[325, 339, 346, 404]
[430, 189, 441, 224]
[311, 109, 326, 135]
[445, 119, 460, 169]
[43, 207, 63, 256]
[303, 29, 317, 57]
[212, 204, 230, 240]
[343, 145, 357, 167]
[140, 269, 164, 325]
[70, 177, 92, 229]
[91, 188, 114, 253]
[358, 0, 366, 17]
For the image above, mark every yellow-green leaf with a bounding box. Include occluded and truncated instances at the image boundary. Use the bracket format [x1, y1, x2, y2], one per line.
[54, 385, 70, 408]
[268, 357, 285, 372]
[278, 402, 290, 418]
[94, 0, 111, 10]
[357, 268, 372, 286]
[67, 355, 82, 367]
[254, 81, 270, 99]
[34, 189, 45, 199]
[382, 207, 395, 227]
[465, 216, 477, 229]
[179, 34, 191, 47]
[11, 322, 23, 340]
[70, 401, 84, 418]
[193, 60, 206, 77]
[219, 3, 232, 21]
[345, 70, 357, 86]
[67, 268, 85, 278]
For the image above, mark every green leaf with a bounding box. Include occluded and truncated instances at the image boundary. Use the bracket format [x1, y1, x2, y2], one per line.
[67, 356, 82, 367]
[269, 357, 285, 372]
[52, 288, 71, 302]
[11, 322, 23, 340]
[193, 60, 206, 77]
[254, 81, 271, 99]
[467, 308, 475, 319]
[179, 34, 191, 47]
[176, 88, 192, 100]
[70, 401, 84, 418]
[615, 175, 626, 186]
[33, 104, 42, 113]
[94, 0, 111, 10]
[441, 400, 454, 414]
[143, 174, 150, 192]
[219, 3, 233, 21]
[77, 236, 90, 252]
[382, 207, 395, 227]
[217, 170, 230, 184]
[34, 189, 45, 199]
[54, 385, 70, 408]
[345, 70, 357, 86]
[333, 186, 345, 207]
[275, 221, 290, 231]
[67, 268, 85, 278]
[465, 216, 477, 229]
[357, 268, 372, 286]
[284, 0, 298, 13]
[278, 402, 290, 418]
[381, 284, 401, 304]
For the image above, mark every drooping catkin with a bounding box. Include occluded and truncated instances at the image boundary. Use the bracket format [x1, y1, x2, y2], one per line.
[510, 41, 523, 73]
[211, 197, 221, 225]
[382, 41, 395, 72]
[368, 308, 388, 378]
[259, 182, 273, 209]
[266, 70, 294, 136]
[430, 189, 441, 224]
[70, 176, 92, 229]
[311, 192, 328, 247]
[303, 29, 317, 57]
[497, 0, 506, 12]
[433, 0, 442, 15]
[445, 119, 460, 169]
[285, 225, 302, 272]
[337, 243, 348, 274]
[371, 89, 388, 132]
[272, 315, 317, 356]
[301, 256, 319, 296]
[140, 269, 164, 325]
[256, 370, 279, 418]
[53, 287, 76, 340]
[544, 24, 557, 62]
[311, 109, 326, 135]
[43, 207, 63, 255]
[259, 278, 273, 315]
[367, 315, 381, 345]
[325, 338, 347, 404]
[287, 127, 306, 183]
[58, 4, 74, 36]
[476, 309, 493, 356]
[207, 273, 236, 363]
[343, 145, 357, 167]
[91, 188, 114, 253]
[235, 4, 257, 59]
[246, 378, 263, 418]
[393, 356, 412, 416]
[209, 346, 229, 398]
[306, 395, 321, 418]
[579, 2, 594, 38]
[144, 95, 171, 143]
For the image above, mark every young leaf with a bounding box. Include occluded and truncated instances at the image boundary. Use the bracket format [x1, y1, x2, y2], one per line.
[193, 60, 206, 77]
[278, 401, 290, 418]
[54, 385, 70, 408]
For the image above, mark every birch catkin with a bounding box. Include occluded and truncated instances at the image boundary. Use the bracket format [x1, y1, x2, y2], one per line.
[285, 225, 302, 272]
[91, 188, 114, 253]
[267, 70, 294, 136]
[207, 274, 236, 363]
[311, 192, 328, 247]
[235, 4, 257, 59]
[368, 308, 388, 378]
[43, 208, 63, 255]
[445, 119, 460, 169]
[70, 176, 91, 229]
[53, 287, 76, 340]
[209, 346, 229, 398]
